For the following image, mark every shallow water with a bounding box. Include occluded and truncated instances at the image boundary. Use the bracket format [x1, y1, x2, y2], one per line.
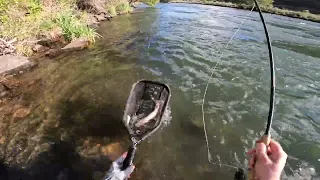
[1, 3, 320, 180]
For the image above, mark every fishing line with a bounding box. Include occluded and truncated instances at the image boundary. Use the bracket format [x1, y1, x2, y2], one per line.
[201, 0, 276, 171]
[201, 5, 255, 169]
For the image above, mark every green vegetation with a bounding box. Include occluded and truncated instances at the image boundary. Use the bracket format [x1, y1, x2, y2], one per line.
[105, 0, 134, 16]
[262, 7, 320, 22]
[115, 2, 132, 14]
[244, 0, 273, 7]
[0, 0, 98, 56]
[107, 6, 117, 16]
[260, 0, 273, 7]
[55, 11, 99, 42]
[142, 0, 160, 6]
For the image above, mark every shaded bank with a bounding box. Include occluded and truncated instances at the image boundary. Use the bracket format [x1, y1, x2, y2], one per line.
[274, 0, 319, 14]
[167, 0, 320, 23]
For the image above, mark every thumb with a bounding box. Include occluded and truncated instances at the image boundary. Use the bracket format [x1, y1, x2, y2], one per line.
[256, 143, 270, 164]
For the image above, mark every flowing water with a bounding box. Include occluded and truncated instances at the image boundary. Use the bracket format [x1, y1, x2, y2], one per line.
[1, 3, 320, 180]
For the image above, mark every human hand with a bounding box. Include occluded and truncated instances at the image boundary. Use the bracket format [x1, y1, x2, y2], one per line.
[247, 139, 287, 180]
[105, 153, 135, 180]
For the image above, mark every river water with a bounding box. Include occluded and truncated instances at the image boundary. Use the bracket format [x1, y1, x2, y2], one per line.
[2, 3, 320, 180]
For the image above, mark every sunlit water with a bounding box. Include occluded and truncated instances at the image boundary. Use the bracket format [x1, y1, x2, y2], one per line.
[2, 3, 320, 180]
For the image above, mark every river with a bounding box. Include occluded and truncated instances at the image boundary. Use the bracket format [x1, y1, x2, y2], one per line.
[1, 3, 320, 180]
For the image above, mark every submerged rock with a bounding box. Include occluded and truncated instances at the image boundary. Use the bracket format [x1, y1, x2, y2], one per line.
[101, 142, 123, 161]
[45, 49, 64, 58]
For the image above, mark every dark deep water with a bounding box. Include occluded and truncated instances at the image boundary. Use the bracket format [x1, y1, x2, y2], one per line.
[0, 3, 319, 180]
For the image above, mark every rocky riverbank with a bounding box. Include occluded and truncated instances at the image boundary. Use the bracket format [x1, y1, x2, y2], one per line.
[0, 0, 142, 96]
[0, 0, 141, 75]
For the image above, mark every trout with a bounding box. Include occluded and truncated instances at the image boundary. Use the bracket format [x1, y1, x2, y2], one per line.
[135, 100, 161, 127]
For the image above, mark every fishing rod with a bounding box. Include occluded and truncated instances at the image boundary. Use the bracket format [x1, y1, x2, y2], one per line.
[201, 0, 276, 178]
[248, 0, 276, 179]
[253, 0, 275, 148]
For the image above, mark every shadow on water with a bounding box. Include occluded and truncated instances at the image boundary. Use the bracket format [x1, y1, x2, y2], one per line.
[0, 140, 113, 180]
[54, 96, 128, 140]
[0, 54, 138, 179]
[0, 95, 128, 179]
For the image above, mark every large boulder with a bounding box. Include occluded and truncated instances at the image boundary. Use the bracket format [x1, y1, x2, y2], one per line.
[0, 55, 35, 75]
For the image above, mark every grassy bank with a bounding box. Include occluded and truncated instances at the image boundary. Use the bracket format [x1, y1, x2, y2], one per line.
[169, 0, 320, 23]
[0, 0, 94, 56]
[0, 0, 136, 56]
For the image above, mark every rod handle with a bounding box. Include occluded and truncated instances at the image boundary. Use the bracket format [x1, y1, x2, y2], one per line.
[248, 135, 271, 180]
[121, 145, 137, 171]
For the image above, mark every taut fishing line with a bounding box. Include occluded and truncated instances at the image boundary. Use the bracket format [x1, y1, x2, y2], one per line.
[201, 0, 276, 170]
[201, 5, 255, 169]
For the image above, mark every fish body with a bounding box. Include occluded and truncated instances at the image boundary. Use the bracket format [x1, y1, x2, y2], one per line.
[134, 100, 161, 127]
